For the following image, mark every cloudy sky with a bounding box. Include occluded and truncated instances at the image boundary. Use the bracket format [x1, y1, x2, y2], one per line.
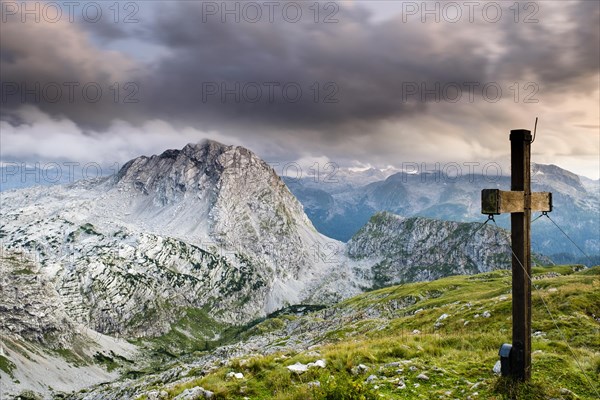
[1, 0, 599, 179]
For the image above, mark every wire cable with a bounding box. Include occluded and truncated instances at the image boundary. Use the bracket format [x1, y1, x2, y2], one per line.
[531, 213, 545, 224]
[543, 212, 596, 266]
[490, 218, 600, 397]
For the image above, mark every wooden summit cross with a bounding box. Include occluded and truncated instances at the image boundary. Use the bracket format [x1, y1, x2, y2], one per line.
[481, 129, 552, 381]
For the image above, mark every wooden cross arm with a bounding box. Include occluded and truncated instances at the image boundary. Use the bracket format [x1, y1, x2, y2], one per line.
[481, 189, 552, 215]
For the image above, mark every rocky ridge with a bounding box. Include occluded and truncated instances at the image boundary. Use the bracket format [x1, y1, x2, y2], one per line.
[347, 212, 514, 287]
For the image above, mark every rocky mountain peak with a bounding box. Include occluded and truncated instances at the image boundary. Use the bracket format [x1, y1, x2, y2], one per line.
[112, 140, 285, 214]
[116, 140, 279, 195]
[531, 163, 586, 194]
[0, 138, 353, 343]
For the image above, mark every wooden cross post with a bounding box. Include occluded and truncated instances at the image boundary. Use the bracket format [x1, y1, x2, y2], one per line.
[481, 129, 552, 381]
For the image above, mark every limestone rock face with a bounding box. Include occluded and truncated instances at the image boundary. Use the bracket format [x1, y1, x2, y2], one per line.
[0, 252, 138, 399]
[347, 211, 549, 287]
[0, 140, 353, 338]
[0, 253, 75, 348]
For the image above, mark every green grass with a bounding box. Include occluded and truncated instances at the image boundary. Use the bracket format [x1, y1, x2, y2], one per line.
[13, 390, 43, 400]
[131, 306, 258, 366]
[0, 354, 17, 377]
[12, 268, 36, 275]
[157, 266, 600, 399]
[54, 348, 88, 366]
[93, 352, 120, 372]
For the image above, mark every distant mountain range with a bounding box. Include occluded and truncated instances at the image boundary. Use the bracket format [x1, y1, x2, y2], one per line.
[285, 163, 599, 262]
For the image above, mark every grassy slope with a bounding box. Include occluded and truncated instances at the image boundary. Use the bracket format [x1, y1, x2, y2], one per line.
[159, 265, 600, 400]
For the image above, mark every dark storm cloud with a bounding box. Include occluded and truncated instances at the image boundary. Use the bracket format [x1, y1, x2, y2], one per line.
[1, 1, 598, 142]
[0, 11, 142, 129]
[140, 1, 492, 133]
[82, 15, 135, 41]
[0, 0, 488, 131]
[492, 1, 600, 94]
